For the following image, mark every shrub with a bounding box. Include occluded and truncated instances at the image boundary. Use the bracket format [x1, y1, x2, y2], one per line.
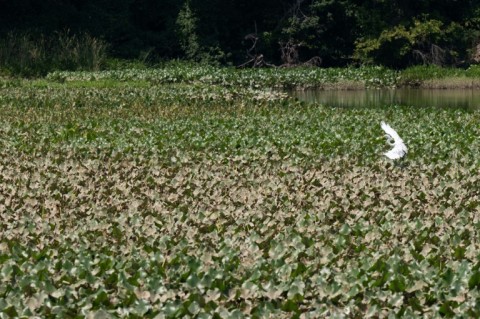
[0, 30, 108, 77]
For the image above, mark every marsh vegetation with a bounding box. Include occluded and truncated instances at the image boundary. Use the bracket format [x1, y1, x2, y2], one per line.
[0, 65, 479, 317]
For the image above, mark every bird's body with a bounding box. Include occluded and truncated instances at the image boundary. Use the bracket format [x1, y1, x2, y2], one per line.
[381, 122, 407, 160]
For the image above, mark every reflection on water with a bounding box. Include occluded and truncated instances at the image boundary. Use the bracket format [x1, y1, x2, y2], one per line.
[291, 88, 480, 109]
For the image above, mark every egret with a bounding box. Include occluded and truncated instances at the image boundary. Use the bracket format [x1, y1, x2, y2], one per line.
[380, 121, 407, 160]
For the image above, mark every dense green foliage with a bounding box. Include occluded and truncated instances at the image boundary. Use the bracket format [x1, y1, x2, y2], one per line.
[46, 63, 400, 89]
[1, 0, 479, 68]
[45, 63, 480, 89]
[0, 68, 479, 317]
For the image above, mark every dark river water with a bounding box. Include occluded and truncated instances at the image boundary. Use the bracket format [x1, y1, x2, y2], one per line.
[290, 88, 480, 110]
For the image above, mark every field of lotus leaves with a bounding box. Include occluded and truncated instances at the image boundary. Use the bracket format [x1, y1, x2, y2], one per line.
[45, 64, 400, 89]
[44, 63, 480, 90]
[0, 68, 479, 318]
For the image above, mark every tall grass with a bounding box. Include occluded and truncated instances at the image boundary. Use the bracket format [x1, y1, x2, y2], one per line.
[0, 30, 108, 77]
[399, 64, 480, 87]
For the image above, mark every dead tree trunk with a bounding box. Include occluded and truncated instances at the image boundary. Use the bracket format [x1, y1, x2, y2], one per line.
[472, 43, 480, 64]
[413, 43, 447, 66]
[237, 23, 275, 68]
[280, 40, 301, 66]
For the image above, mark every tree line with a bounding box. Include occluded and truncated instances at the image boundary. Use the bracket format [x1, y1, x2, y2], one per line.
[1, 0, 479, 68]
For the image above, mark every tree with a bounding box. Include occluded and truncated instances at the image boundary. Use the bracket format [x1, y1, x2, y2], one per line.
[352, 0, 480, 67]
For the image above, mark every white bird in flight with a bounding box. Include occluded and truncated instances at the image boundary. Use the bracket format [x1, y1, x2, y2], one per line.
[381, 122, 407, 160]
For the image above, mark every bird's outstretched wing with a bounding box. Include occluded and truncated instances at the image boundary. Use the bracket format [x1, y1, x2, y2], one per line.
[381, 122, 403, 143]
[381, 121, 407, 159]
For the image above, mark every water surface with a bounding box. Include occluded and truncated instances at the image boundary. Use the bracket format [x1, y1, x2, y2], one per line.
[291, 88, 480, 110]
